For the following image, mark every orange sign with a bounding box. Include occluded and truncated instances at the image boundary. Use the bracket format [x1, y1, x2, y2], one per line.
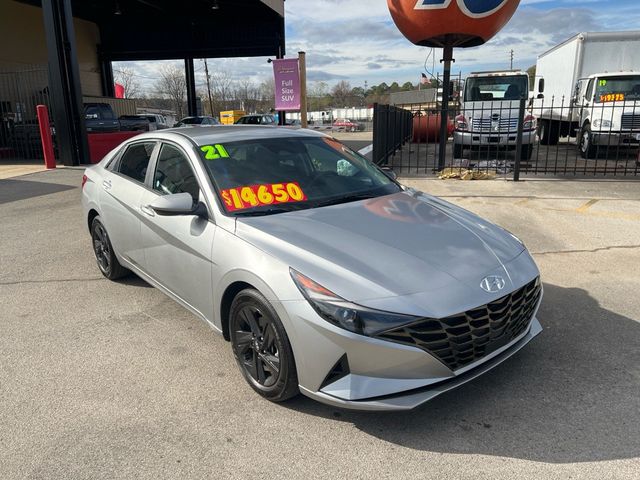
[220, 182, 307, 212]
[387, 0, 521, 48]
[600, 93, 625, 103]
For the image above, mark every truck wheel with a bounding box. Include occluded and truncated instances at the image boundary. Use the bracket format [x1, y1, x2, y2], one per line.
[579, 124, 597, 159]
[453, 142, 464, 158]
[520, 145, 534, 161]
[539, 120, 559, 145]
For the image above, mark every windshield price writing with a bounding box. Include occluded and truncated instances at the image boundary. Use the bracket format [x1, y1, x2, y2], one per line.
[600, 93, 625, 103]
[221, 182, 307, 211]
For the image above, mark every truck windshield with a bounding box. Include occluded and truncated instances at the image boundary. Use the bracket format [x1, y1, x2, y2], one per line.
[465, 75, 528, 101]
[595, 76, 640, 103]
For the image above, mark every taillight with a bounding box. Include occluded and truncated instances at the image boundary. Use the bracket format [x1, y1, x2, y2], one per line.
[455, 114, 469, 131]
[81, 174, 88, 189]
[523, 114, 537, 131]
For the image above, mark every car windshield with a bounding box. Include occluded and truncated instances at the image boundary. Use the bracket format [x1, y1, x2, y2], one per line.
[181, 117, 204, 125]
[595, 76, 640, 103]
[465, 75, 528, 101]
[199, 136, 400, 216]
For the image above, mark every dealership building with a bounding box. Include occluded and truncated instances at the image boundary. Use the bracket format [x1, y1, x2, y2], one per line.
[0, 0, 285, 166]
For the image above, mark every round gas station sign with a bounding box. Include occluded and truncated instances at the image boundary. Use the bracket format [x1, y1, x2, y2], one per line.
[387, 0, 521, 47]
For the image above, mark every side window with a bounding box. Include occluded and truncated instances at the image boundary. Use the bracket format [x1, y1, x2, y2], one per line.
[117, 142, 155, 183]
[586, 79, 595, 100]
[100, 104, 115, 120]
[153, 144, 200, 202]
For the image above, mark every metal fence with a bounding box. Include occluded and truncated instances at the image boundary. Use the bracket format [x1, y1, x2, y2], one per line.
[0, 65, 52, 161]
[373, 95, 640, 179]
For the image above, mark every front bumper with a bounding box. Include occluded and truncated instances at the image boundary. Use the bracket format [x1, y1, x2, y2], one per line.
[279, 277, 543, 411]
[454, 130, 537, 149]
[300, 318, 542, 411]
[592, 131, 640, 146]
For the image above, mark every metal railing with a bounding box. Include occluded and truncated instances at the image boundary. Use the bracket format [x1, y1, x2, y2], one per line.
[372, 94, 640, 179]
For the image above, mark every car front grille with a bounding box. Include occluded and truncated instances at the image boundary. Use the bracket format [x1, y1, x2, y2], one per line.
[376, 277, 542, 371]
[472, 117, 519, 132]
[621, 114, 640, 130]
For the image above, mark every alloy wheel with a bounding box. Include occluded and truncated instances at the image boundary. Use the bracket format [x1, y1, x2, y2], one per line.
[233, 305, 281, 388]
[92, 223, 111, 273]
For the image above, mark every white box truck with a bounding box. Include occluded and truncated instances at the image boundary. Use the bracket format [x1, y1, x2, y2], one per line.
[532, 31, 640, 158]
[453, 70, 537, 160]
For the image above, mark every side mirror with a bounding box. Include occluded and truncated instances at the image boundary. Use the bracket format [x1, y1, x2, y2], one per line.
[380, 166, 398, 180]
[149, 193, 208, 219]
[538, 78, 545, 94]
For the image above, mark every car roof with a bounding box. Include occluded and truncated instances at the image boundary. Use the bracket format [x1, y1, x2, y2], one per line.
[128, 125, 328, 146]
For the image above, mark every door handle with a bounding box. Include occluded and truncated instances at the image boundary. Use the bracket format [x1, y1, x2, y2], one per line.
[140, 205, 156, 217]
[102, 179, 112, 190]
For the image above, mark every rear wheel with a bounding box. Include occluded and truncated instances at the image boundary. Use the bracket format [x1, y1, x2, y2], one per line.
[230, 289, 299, 402]
[91, 216, 129, 280]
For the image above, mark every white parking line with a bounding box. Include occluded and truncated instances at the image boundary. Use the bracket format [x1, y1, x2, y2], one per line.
[358, 144, 373, 156]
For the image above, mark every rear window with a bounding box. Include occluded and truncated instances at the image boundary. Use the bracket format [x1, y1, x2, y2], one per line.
[115, 142, 155, 183]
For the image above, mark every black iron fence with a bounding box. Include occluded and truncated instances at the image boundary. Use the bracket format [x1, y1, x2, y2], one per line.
[373, 94, 640, 178]
[0, 65, 52, 161]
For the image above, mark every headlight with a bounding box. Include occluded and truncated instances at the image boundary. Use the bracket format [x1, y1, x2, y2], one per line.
[523, 115, 537, 131]
[290, 269, 420, 336]
[592, 119, 612, 129]
[455, 114, 469, 131]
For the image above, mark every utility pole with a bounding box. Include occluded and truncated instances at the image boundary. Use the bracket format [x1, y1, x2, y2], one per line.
[203, 59, 214, 117]
[298, 51, 308, 128]
[510, 50, 514, 70]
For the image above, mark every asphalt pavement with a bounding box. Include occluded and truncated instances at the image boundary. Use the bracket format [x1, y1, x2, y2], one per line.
[1, 168, 639, 479]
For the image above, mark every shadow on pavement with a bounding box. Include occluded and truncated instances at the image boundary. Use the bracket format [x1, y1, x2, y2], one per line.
[284, 283, 640, 464]
[0, 178, 75, 205]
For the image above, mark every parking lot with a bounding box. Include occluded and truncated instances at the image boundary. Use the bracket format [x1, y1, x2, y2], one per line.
[1, 167, 639, 479]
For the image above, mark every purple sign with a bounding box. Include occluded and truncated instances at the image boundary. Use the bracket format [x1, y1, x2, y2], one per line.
[272, 58, 301, 111]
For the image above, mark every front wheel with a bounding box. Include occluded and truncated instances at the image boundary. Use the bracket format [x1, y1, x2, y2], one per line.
[579, 124, 597, 159]
[520, 144, 534, 161]
[453, 142, 464, 158]
[230, 289, 299, 402]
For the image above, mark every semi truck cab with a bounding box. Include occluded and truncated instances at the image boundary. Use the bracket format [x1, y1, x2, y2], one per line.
[454, 71, 537, 160]
[572, 72, 640, 158]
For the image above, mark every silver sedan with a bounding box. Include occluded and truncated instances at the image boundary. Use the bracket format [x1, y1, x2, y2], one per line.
[81, 126, 543, 411]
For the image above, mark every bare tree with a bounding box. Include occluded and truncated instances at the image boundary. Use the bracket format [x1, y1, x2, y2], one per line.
[154, 65, 186, 119]
[114, 67, 141, 99]
[331, 80, 352, 107]
[210, 70, 234, 111]
[259, 77, 275, 109]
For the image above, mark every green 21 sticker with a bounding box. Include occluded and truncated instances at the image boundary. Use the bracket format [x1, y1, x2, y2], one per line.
[201, 144, 229, 160]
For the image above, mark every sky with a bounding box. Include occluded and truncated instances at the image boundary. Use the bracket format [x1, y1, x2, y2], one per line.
[116, 0, 640, 91]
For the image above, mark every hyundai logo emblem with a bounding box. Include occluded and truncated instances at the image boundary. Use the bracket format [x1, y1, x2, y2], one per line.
[480, 275, 506, 293]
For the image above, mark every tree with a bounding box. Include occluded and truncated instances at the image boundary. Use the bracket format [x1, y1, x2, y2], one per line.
[527, 65, 537, 91]
[114, 67, 141, 99]
[402, 81, 414, 91]
[331, 80, 352, 107]
[154, 65, 187, 119]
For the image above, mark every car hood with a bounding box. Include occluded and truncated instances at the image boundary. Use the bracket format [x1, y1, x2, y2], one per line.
[235, 190, 526, 305]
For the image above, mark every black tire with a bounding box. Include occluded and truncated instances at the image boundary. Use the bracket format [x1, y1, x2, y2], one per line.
[453, 142, 464, 158]
[520, 144, 534, 161]
[579, 124, 597, 159]
[539, 120, 559, 146]
[90, 216, 130, 280]
[229, 289, 299, 402]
